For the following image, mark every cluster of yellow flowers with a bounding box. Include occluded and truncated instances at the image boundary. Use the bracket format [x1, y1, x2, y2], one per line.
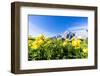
[62, 38, 81, 48]
[29, 34, 45, 49]
[82, 48, 88, 53]
[72, 39, 88, 53]
[63, 39, 69, 47]
[28, 34, 88, 54]
[72, 39, 81, 48]
[28, 40, 33, 47]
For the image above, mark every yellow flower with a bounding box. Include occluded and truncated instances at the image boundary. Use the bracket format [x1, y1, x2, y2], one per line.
[63, 39, 69, 47]
[38, 39, 44, 44]
[28, 40, 33, 47]
[63, 41, 67, 46]
[31, 44, 39, 49]
[72, 39, 81, 48]
[31, 38, 44, 49]
[36, 34, 45, 41]
[32, 41, 38, 45]
[31, 41, 39, 49]
[28, 34, 45, 49]
[83, 48, 88, 53]
[28, 43, 31, 47]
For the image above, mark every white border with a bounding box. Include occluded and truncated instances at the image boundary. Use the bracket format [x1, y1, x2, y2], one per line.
[20, 7, 95, 70]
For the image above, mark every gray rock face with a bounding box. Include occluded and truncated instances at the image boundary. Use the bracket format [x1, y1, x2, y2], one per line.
[62, 31, 75, 39]
[51, 29, 88, 40]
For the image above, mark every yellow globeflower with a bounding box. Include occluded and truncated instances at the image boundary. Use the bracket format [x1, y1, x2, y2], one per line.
[28, 43, 31, 47]
[31, 41, 40, 49]
[63, 41, 67, 47]
[72, 39, 81, 47]
[31, 44, 39, 49]
[83, 48, 88, 53]
[36, 34, 45, 41]
[38, 39, 44, 45]
[36, 37, 39, 41]
[36, 34, 45, 40]
[63, 39, 69, 47]
[31, 38, 44, 49]
[28, 40, 33, 47]
[32, 41, 38, 45]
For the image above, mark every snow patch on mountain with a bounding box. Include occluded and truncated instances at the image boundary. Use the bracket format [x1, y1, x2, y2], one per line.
[52, 28, 88, 40]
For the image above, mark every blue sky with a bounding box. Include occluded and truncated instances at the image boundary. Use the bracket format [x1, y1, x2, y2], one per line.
[28, 15, 88, 37]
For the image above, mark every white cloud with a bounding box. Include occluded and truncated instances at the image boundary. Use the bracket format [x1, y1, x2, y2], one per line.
[67, 25, 88, 31]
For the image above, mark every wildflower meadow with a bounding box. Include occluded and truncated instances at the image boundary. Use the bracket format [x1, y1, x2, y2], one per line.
[28, 34, 88, 60]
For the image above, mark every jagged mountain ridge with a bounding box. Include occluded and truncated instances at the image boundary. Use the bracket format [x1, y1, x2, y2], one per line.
[51, 29, 88, 40]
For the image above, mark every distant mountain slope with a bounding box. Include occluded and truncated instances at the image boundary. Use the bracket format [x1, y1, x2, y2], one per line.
[51, 29, 88, 40]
